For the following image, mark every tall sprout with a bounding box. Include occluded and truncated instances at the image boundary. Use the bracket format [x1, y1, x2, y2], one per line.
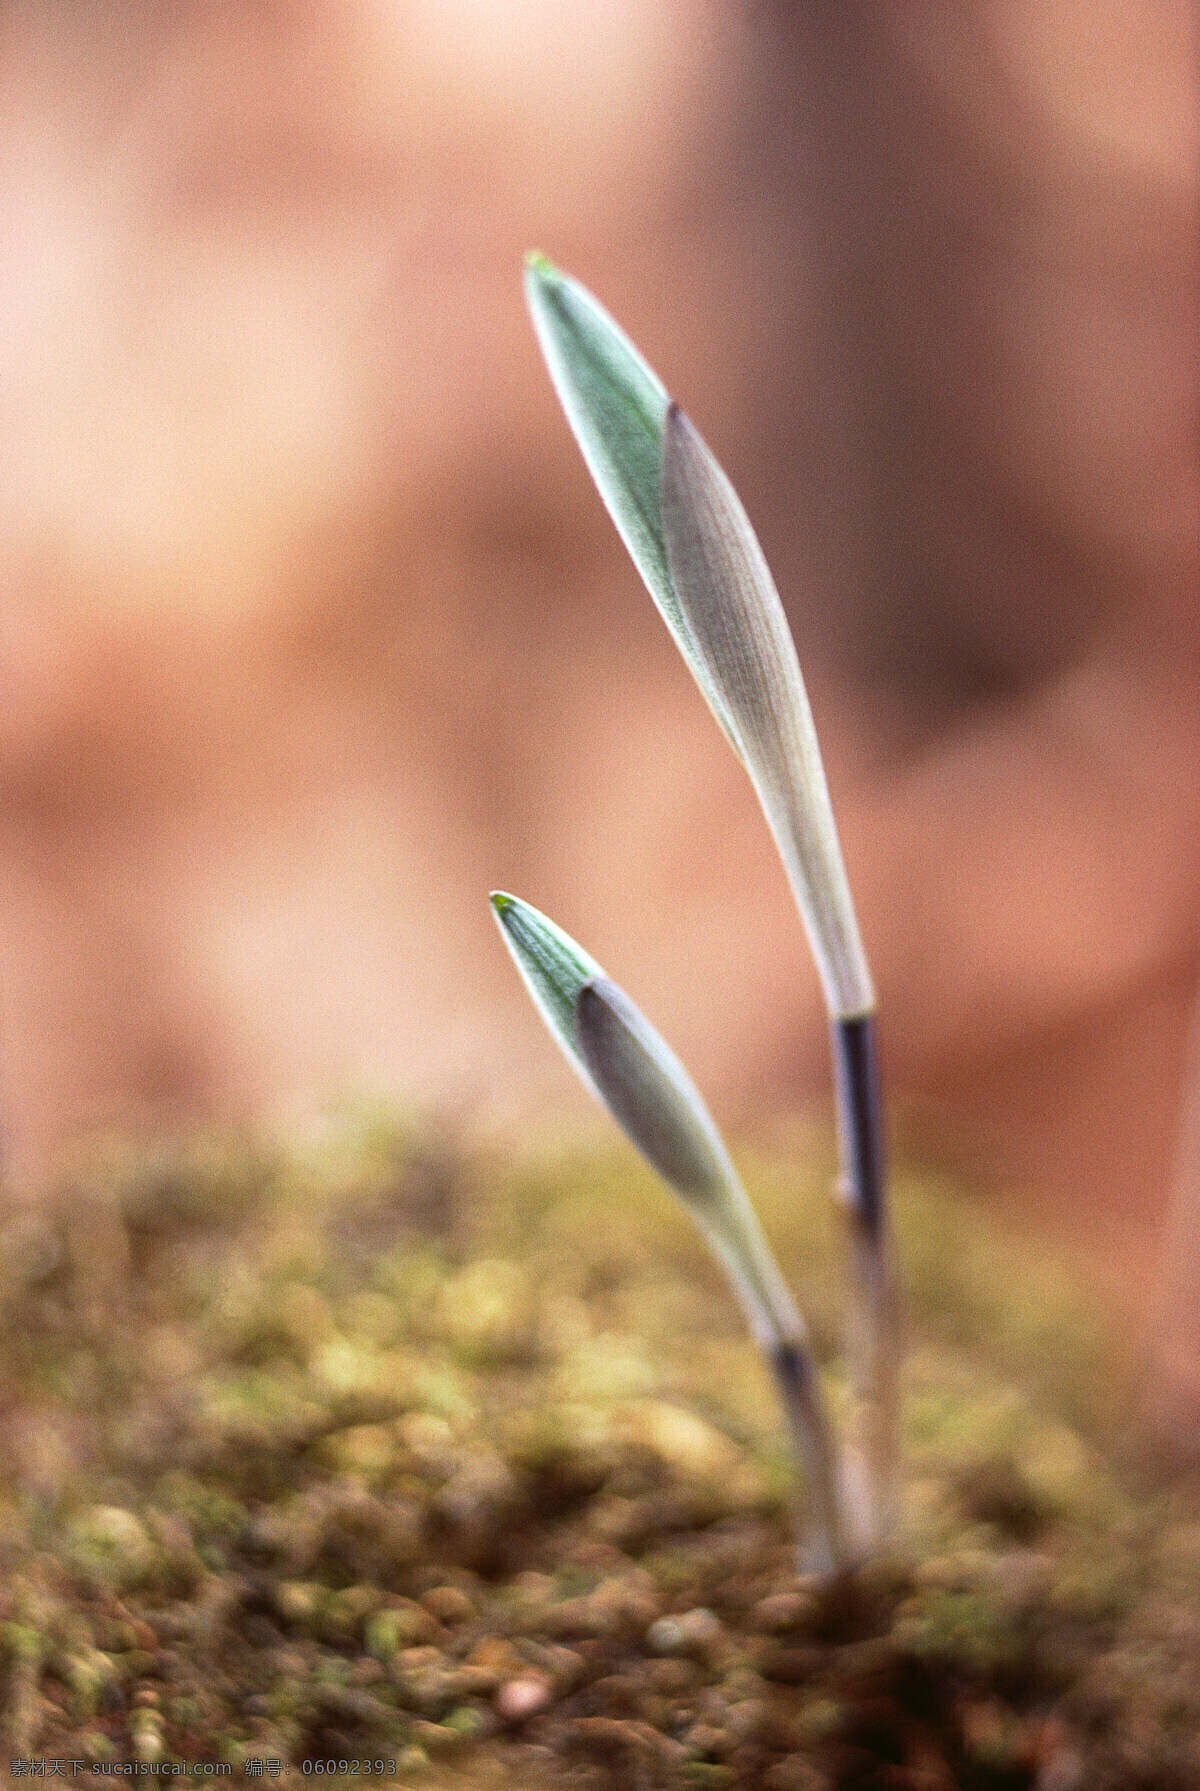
[525, 257, 899, 1544]
[491, 893, 848, 1572]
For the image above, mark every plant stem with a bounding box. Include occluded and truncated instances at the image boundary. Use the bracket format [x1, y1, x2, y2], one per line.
[705, 1188, 850, 1575]
[831, 1014, 900, 1547]
[769, 1337, 848, 1575]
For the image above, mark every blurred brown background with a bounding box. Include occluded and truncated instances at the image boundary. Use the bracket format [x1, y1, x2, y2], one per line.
[0, 1, 1195, 1268]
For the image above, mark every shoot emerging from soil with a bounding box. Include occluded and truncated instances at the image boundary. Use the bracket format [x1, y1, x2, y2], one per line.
[491, 892, 847, 1572]
[506, 256, 901, 1559]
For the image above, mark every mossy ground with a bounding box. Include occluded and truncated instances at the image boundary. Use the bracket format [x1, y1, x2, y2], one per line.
[0, 1111, 1195, 1788]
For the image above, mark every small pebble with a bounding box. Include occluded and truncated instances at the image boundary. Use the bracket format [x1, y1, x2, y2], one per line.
[364, 1600, 435, 1660]
[791, 1697, 843, 1743]
[465, 1635, 525, 1681]
[272, 1581, 321, 1623]
[646, 1607, 723, 1657]
[421, 1584, 475, 1625]
[496, 1673, 553, 1722]
[509, 1570, 555, 1603]
[442, 1704, 495, 1740]
[66, 1508, 156, 1591]
[395, 1644, 447, 1672]
[265, 1647, 308, 1678]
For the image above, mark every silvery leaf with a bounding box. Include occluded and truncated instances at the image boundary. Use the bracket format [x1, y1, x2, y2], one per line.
[661, 402, 875, 1021]
[574, 972, 805, 1350]
[574, 974, 734, 1208]
[524, 255, 736, 745]
[573, 974, 843, 1564]
[491, 892, 846, 1568]
[492, 893, 801, 1346]
[490, 892, 603, 1098]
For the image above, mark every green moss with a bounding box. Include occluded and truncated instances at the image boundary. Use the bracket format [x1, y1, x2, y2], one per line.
[0, 1115, 1183, 1784]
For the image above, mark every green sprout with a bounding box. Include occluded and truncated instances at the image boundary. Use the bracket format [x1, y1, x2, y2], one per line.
[495, 256, 902, 1566]
[491, 893, 846, 1572]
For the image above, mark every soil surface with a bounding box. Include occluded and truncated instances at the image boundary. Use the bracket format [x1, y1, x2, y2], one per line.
[0, 1116, 1195, 1788]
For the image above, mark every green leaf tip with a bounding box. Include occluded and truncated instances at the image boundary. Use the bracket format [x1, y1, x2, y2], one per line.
[523, 263, 739, 747]
[489, 891, 604, 1099]
[524, 250, 558, 279]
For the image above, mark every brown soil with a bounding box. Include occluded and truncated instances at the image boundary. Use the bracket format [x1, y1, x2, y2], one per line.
[0, 1119, 1195, 1788]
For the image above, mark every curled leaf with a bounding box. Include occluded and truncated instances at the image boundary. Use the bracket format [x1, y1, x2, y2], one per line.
[491, 894, 848, 1568]
[491, 893, 801, 1352]
[524, 255, 736, 744]
[524, 260, 873, 1018]
[574, 976, 731, 1204]
[661, 402, 874, 1020]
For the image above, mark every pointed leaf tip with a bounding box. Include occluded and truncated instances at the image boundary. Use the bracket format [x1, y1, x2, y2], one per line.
[523, 267, 738, 746]
[489, 892, 603, 1095]
[523, 267, 668, 587]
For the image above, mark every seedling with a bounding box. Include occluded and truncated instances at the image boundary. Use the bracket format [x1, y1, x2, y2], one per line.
[492, 257, 900, 1569]
[491, 893, 845, 1571]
